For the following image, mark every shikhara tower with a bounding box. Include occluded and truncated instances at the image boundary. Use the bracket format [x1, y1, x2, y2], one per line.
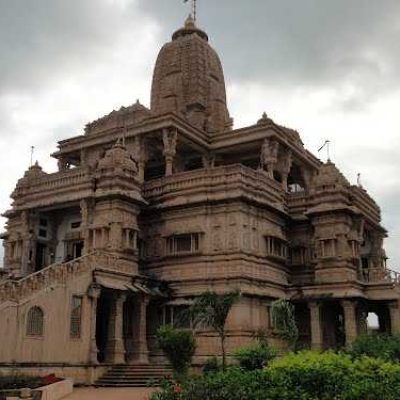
[0, 16, 399, 384]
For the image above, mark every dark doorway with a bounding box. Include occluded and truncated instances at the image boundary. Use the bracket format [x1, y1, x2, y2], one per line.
[321, 302, 345, 350]
[96, 293, 112, 363]
[72, 241, 84, 259]
[35, 243, 47, 271]
[294, 303, 311, 350]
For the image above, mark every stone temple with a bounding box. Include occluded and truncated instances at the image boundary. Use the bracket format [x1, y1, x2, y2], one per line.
[1, 16, 399, 384]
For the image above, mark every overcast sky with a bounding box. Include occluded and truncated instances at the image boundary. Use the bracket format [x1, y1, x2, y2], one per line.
[0, 0, 399, 269]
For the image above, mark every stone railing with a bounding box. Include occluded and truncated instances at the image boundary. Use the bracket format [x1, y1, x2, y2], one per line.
[143, 165, 285, 210]
[358, 266, 400, 285]
[21, 167, 90, 193]
[0, 251, 135, 304]
[13, 167, 93, 208]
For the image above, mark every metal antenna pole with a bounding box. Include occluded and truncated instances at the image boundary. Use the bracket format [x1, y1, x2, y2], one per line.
[30, 146, 35, 167]
[327, 140, 331, 161]
[193, 0, 197, 22]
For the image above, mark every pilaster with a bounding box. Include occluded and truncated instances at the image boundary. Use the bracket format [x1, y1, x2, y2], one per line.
[342, 300, 357, 349]
[389, 300, 400, 335]
[131, 295, 150, 364]
[105, 293, 127, 364]
[308, 301, 322, 350]
[88, 284, 101, 364]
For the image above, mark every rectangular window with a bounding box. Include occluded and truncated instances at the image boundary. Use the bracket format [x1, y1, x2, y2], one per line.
[265, 236, 287, 259]
[70, 296, 83, 338]
[167, 233, 200, 255]
[38, 229, 47, 238]
[71, 221, 81, 230]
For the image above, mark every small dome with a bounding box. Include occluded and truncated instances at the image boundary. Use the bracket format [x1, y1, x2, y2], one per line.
[313, 161, 350, 189]
[18, 162, 47, 185]
[151, 18, 232, 134]
[97, 140, 137, 174]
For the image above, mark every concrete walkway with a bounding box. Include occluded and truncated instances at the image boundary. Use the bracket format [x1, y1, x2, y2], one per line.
[63, 387, 157, 400]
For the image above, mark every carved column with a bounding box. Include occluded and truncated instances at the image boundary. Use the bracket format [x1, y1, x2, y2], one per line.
[132, 135, 146, 182]
[389, 301, 400, 334]
[57, 156, 68, 172]
[132, 295, 150, 364]
[163, 129, 177, 177]
[342, 300, 358, 349]
[281, 150, 293, 190]
[309, 301, 323, 350]
[88, 284, 101, 364]
[261, 139, 279, 179]
[105, 293, 127, 364]
[80, 199, 90, 255]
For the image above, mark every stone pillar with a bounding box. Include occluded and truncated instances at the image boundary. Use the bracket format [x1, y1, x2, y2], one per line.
[342, 300, 358, 349]
[88, 284, 101, 364]
[309, 301, 323, 350]
[165, 155, 174, 176]
[138, 161, 146, 182]
[389, 301, 400, 334]
[163, 129, 177, 177]
[105, 293, 127, 364]
[132, 295, 150, 364]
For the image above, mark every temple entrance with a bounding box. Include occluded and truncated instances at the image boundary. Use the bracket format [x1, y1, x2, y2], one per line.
[321, 302, 345, 349]
[294, 303, 311, 349]
[96, 292, 112, 363]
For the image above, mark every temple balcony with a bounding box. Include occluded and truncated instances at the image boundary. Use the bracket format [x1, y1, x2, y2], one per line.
[357, 265, 400, 285]
[11, 167, 93, 210]
[142, 164, 286, 211]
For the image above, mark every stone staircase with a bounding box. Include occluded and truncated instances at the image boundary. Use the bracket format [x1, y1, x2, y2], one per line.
[95, 364, 173, 387]
[0, 251, 129, 305]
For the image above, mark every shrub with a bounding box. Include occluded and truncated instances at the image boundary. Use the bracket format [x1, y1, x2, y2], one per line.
[0, 374, 42, 390]
[233, 342, 277, 370]
[271, 299, 298, 346]
[267, 351, 400, 400]
[156, 325, 196, 377]
[350, 333, 400, 362]
[202, 356, 221, 374]
[152, 351, 400, 400]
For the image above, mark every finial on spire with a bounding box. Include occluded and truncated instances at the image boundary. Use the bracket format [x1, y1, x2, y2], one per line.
[184, 0, 197, 22]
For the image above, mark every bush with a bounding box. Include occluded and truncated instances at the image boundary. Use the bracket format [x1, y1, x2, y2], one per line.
[202, 357, 221, 375]
[0, 375, 42, 390]
[350, 333, 400, 362]
[233, 342, 277, 370]
[156, 325, 196, 377]
[152, 351, 400, 400]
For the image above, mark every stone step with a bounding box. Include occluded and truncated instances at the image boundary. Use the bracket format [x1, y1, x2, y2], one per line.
[94, 364, 173, 388]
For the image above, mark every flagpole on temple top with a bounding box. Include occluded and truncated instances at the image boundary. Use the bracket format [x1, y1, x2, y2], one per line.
[318, 140, 331, 162]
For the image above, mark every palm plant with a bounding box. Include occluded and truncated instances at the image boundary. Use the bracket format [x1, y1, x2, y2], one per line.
[190, 290, 240, 371]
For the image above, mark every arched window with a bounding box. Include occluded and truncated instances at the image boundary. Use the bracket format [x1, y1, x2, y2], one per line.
[26, 306, 44, 336]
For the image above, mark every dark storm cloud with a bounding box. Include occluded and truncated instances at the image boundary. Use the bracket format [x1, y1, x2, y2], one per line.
[140, 0, 400, 103]
[0, 0, 139, 93]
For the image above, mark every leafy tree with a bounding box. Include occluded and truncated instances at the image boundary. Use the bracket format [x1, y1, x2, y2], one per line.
[190, 290, 240, 370]
[155, 325, 196, 378]
[271, 299, 298, 347]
